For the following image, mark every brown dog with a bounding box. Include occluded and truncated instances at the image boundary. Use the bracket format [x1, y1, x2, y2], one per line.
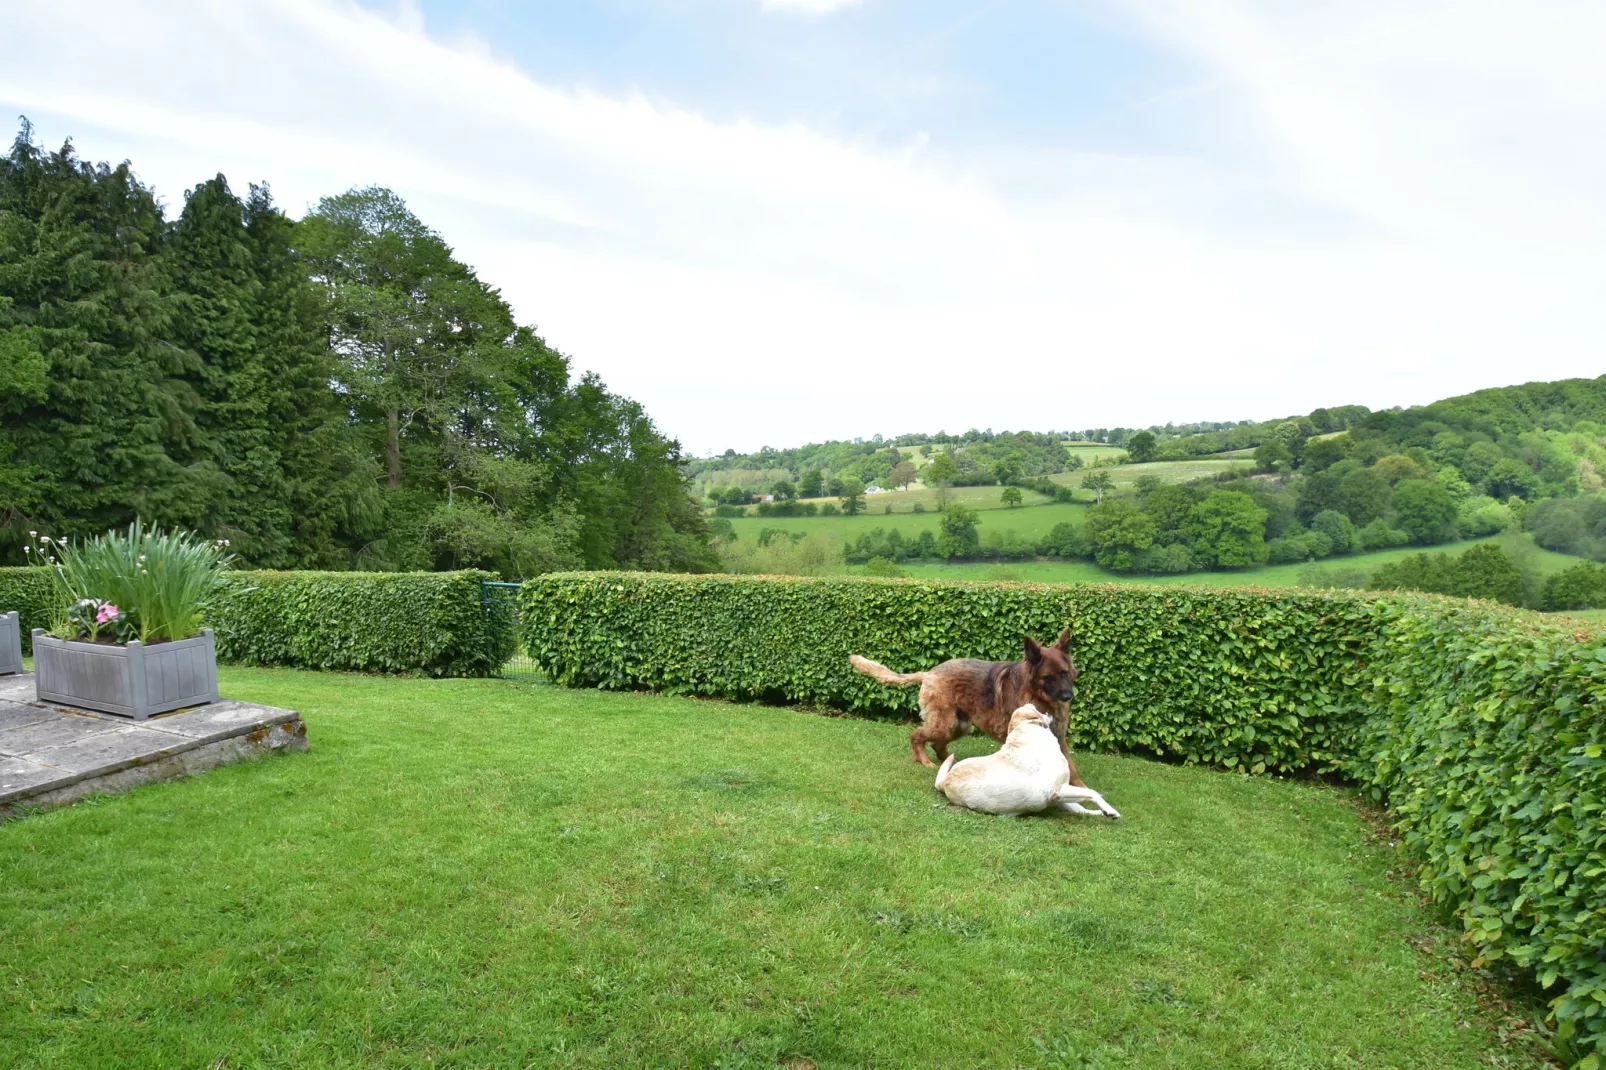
[849, 630, 1085, 786]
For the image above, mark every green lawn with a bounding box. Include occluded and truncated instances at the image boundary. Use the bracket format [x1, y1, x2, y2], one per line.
[0, 670, 1550, 1068]
[728, 500, 1091, 546]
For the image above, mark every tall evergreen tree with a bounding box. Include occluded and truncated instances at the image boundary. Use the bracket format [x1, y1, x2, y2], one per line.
[166, 177, 378, 566]
[0, 126, 217, 553]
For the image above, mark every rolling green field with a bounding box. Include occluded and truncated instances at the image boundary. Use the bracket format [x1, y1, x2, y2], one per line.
[1064, 442, 1129, 464]
[800, 481, 1056, 513]
[728, 500, 1091, 546]
[0, 669, 1551, 1068]
[1050, 456, 1252, 490]
[847, 532, 1582, 588]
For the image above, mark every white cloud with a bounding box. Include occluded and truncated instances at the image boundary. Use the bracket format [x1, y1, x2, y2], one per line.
[759, 0, 863, 14]
[1, 0, 1603, 453]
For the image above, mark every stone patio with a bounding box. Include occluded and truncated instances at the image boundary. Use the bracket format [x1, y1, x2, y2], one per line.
[0, 672, 306, 820]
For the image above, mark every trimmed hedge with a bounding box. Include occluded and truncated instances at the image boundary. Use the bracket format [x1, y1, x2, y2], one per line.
[522, 572, 1606, 1061]
[521, 572, 1376, 775]
[0, 567, 55, 655]
[0, 567, 515, 677]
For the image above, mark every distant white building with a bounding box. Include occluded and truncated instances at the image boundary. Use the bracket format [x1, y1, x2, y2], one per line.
[864, 485, 887, 495]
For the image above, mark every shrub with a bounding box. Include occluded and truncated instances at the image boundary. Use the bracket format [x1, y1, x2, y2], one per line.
[1087, 500, 1156, 571]
[1456, 494, 1513, 539]
[863, 556, 905, 578]
[0, 566, 56, 654]
[1390, 478, 1458, 545]
[1356, 518, 1411, 551]
[1310, 509, 1355, 554]
[1541, 561, 1606, 610]
[1355, 598, 1606, 1060]
[522, 572, 1606, 1058]
[522, 573, 1376, 775]
[1370, 544, 1527, 607]
[1266, 536, 1313, 565]
[210, 570, 516, 675]
[1184, 491, 1268, 569]
[1037, 521, 1090, 559]
[2, 566, 514, 674]
[1265, 530, 1333, 566]
[978, 529, 1035, 562]
[1296, 564, 1370, 589]
[1138, 543, 1192, 573]
[936, 504, 980, 559]
[755, 501, 818, 518]
[1529, 495, 1606, 560]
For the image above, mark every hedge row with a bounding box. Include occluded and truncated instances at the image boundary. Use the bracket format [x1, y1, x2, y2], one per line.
[521, 572, 1606, 1061]
[0, 567, 515, 676]
[522, 572, 1377, 775]
[0, 567, 54, 654]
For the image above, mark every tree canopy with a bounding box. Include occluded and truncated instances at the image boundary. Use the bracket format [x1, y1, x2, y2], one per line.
[0, 125, 712, 576]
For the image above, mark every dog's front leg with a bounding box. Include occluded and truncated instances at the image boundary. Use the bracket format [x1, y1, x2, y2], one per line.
[1051, 715, 1087, 788]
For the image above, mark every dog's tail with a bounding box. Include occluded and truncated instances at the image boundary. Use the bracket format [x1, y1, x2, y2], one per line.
[934, 753, 957, 791]
[848, 654, 926, 687]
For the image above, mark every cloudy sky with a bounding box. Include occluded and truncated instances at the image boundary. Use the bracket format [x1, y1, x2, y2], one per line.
[3, 1, 1603, 454]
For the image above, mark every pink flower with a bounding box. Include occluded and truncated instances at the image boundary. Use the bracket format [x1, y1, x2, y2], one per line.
[96, 603, 121, 624]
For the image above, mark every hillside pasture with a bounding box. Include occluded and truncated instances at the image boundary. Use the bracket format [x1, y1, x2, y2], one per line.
[1063, 441, 1128, 464]
[725, 500, 1091, 547]
[1050, 455, 1252, 492]
[849, 532, 1582, 588]
[771, 482, 1056, 514]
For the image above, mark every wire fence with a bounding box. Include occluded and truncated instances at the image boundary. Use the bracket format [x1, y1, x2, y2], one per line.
[480, 580, 544, 681]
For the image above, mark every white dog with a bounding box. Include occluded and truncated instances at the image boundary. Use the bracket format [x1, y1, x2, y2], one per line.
[934, 704, 1120, 818]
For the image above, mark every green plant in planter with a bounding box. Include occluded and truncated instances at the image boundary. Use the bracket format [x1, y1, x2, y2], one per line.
[25, 522, 233, 644]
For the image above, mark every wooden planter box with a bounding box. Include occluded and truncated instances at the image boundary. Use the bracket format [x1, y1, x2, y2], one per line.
[0, 612, 20, 675]
[32, 628, 219, 719]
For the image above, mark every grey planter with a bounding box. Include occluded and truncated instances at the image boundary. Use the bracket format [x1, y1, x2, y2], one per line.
[32, 628, 219, 719]
[0, 612, 20, 675]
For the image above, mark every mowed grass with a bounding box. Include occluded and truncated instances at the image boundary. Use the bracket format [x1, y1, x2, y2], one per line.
[728, 500, 1091, 546]
[0, 669, 1549, 1068]
[856, 532, 1584, 588]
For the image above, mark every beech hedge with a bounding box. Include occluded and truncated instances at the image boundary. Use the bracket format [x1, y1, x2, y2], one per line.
[0, 567, 55, 654]
[521, 571, 1606, 1062]
[0, 567, 514, 676]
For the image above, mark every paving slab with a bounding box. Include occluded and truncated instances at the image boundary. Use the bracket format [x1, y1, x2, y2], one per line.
[0, 703, 56, 732]
[0, 756, 64, 795]
[0, 675, 37, 704]
[0, 673, 307, 821]
[0, 714, 120, 756]
[23, 725, 190, 775]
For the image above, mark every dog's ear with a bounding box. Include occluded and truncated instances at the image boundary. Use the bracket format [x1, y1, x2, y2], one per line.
[1023, 635, 1043, 664]
[1055, 628, 1072, 653]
